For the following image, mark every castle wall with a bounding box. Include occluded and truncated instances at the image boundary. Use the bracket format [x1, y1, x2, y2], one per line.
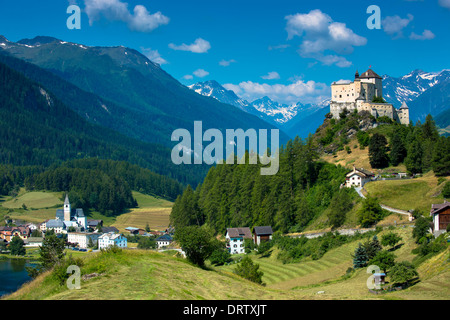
[330, 102, 357, 119]
[331, 82, 357, 103]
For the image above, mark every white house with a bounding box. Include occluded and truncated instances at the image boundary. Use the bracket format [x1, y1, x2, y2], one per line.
[225, 227, 252, 254]
[68, 232, 100, 249]
[98, 232, 128, 250]
[155, 234, 173, 249]
[345, 166, 375, 188]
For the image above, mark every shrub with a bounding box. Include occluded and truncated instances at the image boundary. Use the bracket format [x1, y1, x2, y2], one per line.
[209, 248, 231, 266]
[358, 197, 383, 227]
[52, 255, 84, 286]
[412, 217, 431, 244]
[256, 240, 273, 255]
[137, 237, 156, 249]
[175, 225, 216, 267]
[389, 261, 418, 286]
[368, 250, 396, 273]
[234, 256, 264, 285]
[381, 232, 402, 250]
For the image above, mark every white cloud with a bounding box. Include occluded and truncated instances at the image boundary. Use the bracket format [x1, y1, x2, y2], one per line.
[286, 9, 331, 39]
[219, 59, 236, 67]
[168, 38, 211, 53]
[268, 44, 290, 51]
[83, 0, 169, 32]
[140, 47, 168, 65]
[382, 14, 414, 38]
[313, 54, 352, 68]
[439, 0, 450, 9]
[410, 29, 435, 40]
[223, 79, 329, 105]
[261, 71, 280, 80]
[193, 69, 209, 78]
[334, 79, 352, 85]
[183, 74, 193, 80]
[285, 9, 366, 67]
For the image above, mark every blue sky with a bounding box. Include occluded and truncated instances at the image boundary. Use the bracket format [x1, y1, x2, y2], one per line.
[1, 0, 450, 104]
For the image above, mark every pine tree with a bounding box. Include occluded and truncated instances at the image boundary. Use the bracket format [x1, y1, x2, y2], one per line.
[365, 235, 382, 260]
[389, 130, 407, 166]
[431, 136, 450, 176]
[369, 133, 389, 168]
[328, 189, 352, 229]
[421, 114, 439, 141]
[405, 140, 424, 175]
[353, 243, 368, 268]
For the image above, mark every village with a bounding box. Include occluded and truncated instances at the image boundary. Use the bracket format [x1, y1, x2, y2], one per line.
[0, 195, 178, 253]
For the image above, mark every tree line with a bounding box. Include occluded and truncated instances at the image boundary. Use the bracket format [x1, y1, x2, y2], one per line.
[170, 136, 349, 235]
[368, 115, 449, 176]
[0, 159, 185, 215]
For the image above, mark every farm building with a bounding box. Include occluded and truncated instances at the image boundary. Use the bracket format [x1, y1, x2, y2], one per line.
[430, 201, 450, 236]
[253, 226, 273, 245]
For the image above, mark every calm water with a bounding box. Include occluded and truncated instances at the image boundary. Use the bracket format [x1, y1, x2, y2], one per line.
[0, 258, 35, 297]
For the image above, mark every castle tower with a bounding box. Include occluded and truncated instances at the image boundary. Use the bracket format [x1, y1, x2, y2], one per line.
[64, 194, 71, 222]
[359, 69, 383, 101]
[399, 101, 410, 125]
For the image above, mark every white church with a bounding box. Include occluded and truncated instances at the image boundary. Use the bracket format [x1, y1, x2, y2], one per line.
[41, 194, 87, 233]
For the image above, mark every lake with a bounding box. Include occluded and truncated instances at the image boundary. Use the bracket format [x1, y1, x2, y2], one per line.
[0, 258, 35, 297]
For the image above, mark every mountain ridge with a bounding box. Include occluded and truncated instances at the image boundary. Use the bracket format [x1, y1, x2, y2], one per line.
[0, 35, 289, 147]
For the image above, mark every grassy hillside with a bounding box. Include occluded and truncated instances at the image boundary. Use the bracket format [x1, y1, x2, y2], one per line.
[321, 136, 407, 174]
[2, 191, 63, 210]
[4, 225, 449, 300]
[364, 172, 449, 213]
[4, 249, 296, 300]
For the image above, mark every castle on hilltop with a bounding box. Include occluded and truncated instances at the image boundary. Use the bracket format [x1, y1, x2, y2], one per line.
[330, 68, 409, 125]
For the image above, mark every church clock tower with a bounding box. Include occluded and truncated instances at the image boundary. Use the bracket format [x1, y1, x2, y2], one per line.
[64, 194, 71, 221]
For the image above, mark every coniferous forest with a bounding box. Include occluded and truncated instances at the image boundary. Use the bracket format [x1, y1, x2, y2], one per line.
[170, 113, 450, 235]
[170, 137, 349, 234]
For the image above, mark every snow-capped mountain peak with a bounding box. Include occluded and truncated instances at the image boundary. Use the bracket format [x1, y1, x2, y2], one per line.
[188, 80, 249, 110]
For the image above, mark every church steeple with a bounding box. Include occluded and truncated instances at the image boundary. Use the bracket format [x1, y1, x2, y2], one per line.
[355, 70, 360, 79]
[64, 193, 71, 221]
